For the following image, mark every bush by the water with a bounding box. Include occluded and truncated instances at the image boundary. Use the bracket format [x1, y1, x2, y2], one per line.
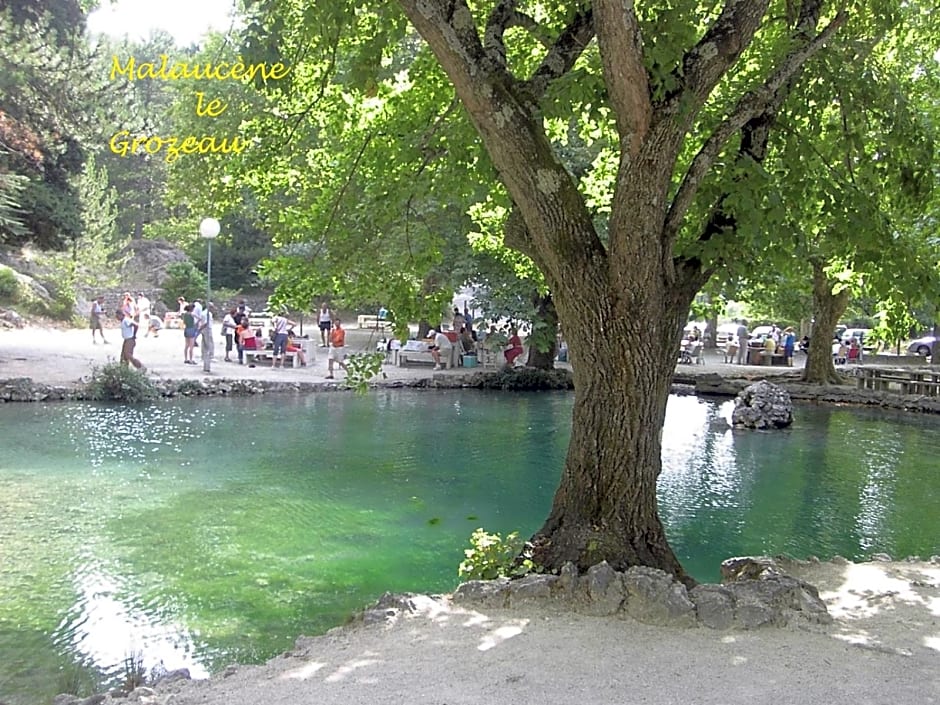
[470, 367, 573, 390]
[86, 362, 156, 403]
[458, 528, 536, 581]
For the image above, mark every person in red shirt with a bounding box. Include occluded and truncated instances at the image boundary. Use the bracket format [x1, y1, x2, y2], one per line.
[504, 328, 524, 367]
[326, 319, 348, 379]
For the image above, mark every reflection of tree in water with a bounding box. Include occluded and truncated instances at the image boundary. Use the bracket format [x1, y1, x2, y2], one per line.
[658, 397, 748, 580]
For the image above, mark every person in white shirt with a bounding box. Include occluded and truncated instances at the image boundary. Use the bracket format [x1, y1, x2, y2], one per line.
[221, 308, 238, 362]
[198, 303, 215, 372]
[137, 292, 152, 335]
[271, 312, 296, 368]
[318, 303, 332, 347]
[428, 329, 453, 370]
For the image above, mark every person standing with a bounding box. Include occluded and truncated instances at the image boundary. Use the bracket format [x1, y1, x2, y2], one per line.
[182, 304, 197, 364]
[326, 318, 348, 379]
[198, 303, 215, 373]
[451, 306, 465, 332]
[116, 309, 144, 371]
[221, 308, 238, 362]
[137, 292, 151, 335]
[782, 326, 796, 367]
[90, 295, 108, 344]
[191, 300, 202, 348]
[235, 316, 252, 365]
[270, 311, 295, 368]
[318, 302, 332, 347]
[736, 320, 749, 365]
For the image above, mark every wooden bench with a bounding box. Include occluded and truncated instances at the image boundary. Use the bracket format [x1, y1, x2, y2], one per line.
[397, 345, 458, 369]
[357, 314, 389, 329]
[759, 351, 788, 366]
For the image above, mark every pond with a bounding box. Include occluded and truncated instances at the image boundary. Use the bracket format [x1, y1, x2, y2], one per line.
[0, 390, 938, 703]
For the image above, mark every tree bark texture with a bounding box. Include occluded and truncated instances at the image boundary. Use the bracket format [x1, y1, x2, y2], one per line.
[803, 260, 849, 385]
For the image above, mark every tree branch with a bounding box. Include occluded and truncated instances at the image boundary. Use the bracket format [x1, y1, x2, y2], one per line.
[663, 7, 848, 244]
[593, 0, 650, 154]
[524, 8, 595, 100]
[483, 0, 554, 68]
[660, 0, 770, 121]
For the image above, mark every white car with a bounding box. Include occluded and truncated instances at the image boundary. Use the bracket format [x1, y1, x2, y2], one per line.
[748, 325, 774, 342]
[842, 328, 872, 345]
[715, 323, 741, 344]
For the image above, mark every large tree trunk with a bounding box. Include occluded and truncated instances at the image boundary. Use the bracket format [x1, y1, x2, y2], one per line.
[802, 260, 849, 384]
[529, 282, 694, 586]
[525, 292, 557, 370]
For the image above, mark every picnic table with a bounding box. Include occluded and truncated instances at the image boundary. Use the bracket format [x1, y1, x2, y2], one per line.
[856, 367, 940, 396]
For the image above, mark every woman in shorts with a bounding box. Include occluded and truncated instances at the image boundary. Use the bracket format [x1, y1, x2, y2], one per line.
[182, 304, 197, 364]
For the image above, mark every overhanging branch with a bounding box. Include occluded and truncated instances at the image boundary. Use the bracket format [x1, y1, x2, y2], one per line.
[663, 8, 848, 244]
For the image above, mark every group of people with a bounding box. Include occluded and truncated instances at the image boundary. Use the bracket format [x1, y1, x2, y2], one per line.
[176, 297, 227, 370]
[89, 291, 154, 371]
[89, 294, 528, 375]
[725, 320, 797, 367]
[832, 336, 864, 364]
[416, 308, 525, 371]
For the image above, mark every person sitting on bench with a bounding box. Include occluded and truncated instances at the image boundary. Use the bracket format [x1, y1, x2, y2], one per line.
[427, 329, 453, 371]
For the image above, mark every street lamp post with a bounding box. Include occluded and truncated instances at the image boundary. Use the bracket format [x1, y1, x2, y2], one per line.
[199, 217, 220, 373]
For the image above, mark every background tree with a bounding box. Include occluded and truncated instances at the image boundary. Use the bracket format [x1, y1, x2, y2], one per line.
[0, 1, 98, 250]
[94, 31, 180, 240]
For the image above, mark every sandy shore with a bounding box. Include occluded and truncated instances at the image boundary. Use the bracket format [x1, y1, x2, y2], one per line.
[147, 558, 940, 705]
[3, 325, 938, 704]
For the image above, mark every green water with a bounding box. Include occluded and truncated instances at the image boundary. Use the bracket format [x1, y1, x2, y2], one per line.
[0, 391, 938, 703]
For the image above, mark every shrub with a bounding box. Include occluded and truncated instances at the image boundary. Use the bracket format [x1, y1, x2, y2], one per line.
[86, 362, 157, 403]
[0, 266, 19, 299]
[344, 352, 384, 393]
[162, 261, 207, 303]
[458, 528, 536, 581]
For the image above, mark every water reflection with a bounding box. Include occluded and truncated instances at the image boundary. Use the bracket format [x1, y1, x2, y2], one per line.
[61, 405, 217, 467]
[53, 554, 207, 682]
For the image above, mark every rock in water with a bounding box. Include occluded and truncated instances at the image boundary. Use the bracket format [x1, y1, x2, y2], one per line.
[731, 380, 793, 429]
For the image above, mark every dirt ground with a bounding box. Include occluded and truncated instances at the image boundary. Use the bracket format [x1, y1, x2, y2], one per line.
[154, 558, 940, 705]
[0, 321, 800, 388]
[3, 324, 938, 705]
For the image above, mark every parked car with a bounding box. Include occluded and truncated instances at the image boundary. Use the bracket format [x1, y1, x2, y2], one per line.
[748, 325, 774, 342]
[715, 323, 741, 344]
[907, 336, 936, 356]
[842, 328, 873, 346]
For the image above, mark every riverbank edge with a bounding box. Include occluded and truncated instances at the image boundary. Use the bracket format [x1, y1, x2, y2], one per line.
[4, 367, 940, 416]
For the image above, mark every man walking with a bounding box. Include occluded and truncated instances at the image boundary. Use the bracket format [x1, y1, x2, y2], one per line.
[326, 318, 348, 379]
[735, 319, 749, 365]
[116, 309, 144, 371]
[90, 295, 108, 344]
